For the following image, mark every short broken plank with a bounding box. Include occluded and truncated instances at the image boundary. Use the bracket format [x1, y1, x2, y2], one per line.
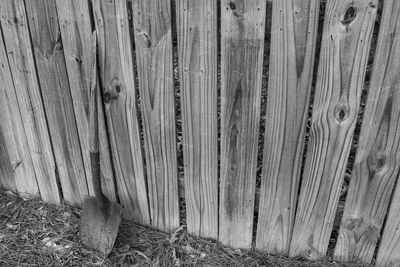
[289, 0, 378, 260]
[0, 124, 16, 191]
[334, 0, 400, 264]
[219, 0, 266, 248]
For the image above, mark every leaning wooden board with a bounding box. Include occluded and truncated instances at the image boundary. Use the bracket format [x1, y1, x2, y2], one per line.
[0, 124, 16, 191]
[132, 0, 179, 232]
[256, 0, 320, 254]
[0, 22, 39, 199]
[1, 0, 60, 204]
[290, 0, 378, 259]
[176, 0, 218, 239]
[219, 0, 266, 248]
[55, 0, 116, 202]
[92, 0, 150, 225]
[25, 0, 88, 207]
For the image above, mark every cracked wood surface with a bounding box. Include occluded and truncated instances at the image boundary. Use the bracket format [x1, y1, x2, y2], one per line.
[219, 0, 266, 248]
[176, 0, 218, 239]
[132, 0, 179, 232]
[92, 0, 150, 225]
[289, 0, 378, 259]
[25, 0, 88, 207]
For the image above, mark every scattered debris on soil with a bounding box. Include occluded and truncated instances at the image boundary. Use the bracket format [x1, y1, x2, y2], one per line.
[0, 191, 373, 267]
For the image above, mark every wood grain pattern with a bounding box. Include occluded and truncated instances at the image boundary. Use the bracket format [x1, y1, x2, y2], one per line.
[92, 0, 150, 225]
[56, 0, 116, 201]
[219, 0, 266, 248]
[289, 0, 378, 259]
[331, 0, 400, 264]
[1, 0, 60, 204]
[132, 0, 179, 232]
[0, 122, 16, 191]
[25, 0, 88, 207]
[256, 0, 320, 254]
[176, 0, 218, 239]
[0, 23, 39, 199]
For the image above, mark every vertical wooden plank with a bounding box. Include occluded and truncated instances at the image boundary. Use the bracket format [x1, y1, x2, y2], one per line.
[219, 0, 266, 248]
[55, 0, 116, 201]
[1, 0, 60, 204]
[25, 0, 88, 207]
[92, 0, 150, 225]
[0, 125, 16, 191]
[176, 0, 218, 239]
[132, 0, 179, 232]
[289, 0, 378, 259]
[333, 0, 400, 264]
[0, 24, 39, 199]
[256, 0, 320, 254]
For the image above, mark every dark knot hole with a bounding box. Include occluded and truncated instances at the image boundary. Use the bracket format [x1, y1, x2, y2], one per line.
[342, 6, 356, 24]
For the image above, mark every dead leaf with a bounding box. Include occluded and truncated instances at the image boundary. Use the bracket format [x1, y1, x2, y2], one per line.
[181, 244, 207, 258]
[119, 244, 130, 252]
[169, 225, 185, 244]
[6, 223, 18, 230]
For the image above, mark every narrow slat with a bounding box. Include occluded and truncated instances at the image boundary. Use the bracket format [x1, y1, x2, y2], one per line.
[25, 0, 88, 207]
[289, 0, 378, 259]
[56, 0, 116, 201]
[92, 0, 150, 225]
[332, 0, 400, 263]
[0, 23, 39, 199]
[176, 0, 218, 239]
[1, 0, 60, 204]
[219, 0, 266, 248]
[132, 0, 179, 232]
[0, 125, 16, 191]
[256, 0, 320, 254]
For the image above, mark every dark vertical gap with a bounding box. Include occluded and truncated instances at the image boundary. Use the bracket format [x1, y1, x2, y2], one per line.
[251, 0, 272, 247]
[326, 0, 383, 257]
[170, 0, 185, 227]
[127, 0, 151, 222]
[21, 0, 63, 202]
[216, 0, 221, 238]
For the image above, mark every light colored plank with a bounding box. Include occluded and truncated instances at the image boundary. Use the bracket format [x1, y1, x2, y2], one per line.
[92, 0, 150, 225]
[0, 23, 39, 199]
[56, 0, 116, 201]
[132, 0, 179, 232]
[289, 0, 378, 259]
[332, 0, 400, 264]
[1, 0, 60, 204]
[219, 0, 266, 248]
[0, 125, 16, 191]
[25, 0, 88, 207]
[256, 0, 320, 254]
[176, 0, 218, 239]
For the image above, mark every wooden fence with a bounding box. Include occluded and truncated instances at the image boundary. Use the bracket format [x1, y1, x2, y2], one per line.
[1, 0, 400, 265]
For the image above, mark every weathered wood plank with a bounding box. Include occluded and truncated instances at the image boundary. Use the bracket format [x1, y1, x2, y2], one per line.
[176, 0, 218, 239]
[0, 125, 16, 191]
[1, 0, 60, 204]
[219, 0, 266, 248]
[0, 23, 39, 199]
[25, 0, 88, 207]
[56, 0, 116, 201]
[332, 0, 400, 264]
[289, 0, 378, 259]
[132, 0, 179, 232]
[256, 0, 320, 254]
[92, 0, 150, 225]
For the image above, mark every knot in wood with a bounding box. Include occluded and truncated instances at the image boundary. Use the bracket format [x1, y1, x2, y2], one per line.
[344, 217, 363, 231]
[342, 6, 356, 25]
[334, 105, 349, 124]
[103, 85, 120, 103]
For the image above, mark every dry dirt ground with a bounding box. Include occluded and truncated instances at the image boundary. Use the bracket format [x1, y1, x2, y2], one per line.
[0, 191, 372, 267]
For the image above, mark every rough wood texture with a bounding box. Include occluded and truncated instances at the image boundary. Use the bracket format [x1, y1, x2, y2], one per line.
[0, 125, 16, 191]
[0, 24, 39, 199]
[176, 0, 218, 239]
[1, 0, 60, 204]
[132, 0, 179, 232]
[332, 0, 400, 264]
[219, 0, 266, 248]
[289, 0, 378, 259]
[56, 0, 116, 201]
[92, 0, 150, 225]
[256, 0, 320, 254]
[25, 0, 88, 207]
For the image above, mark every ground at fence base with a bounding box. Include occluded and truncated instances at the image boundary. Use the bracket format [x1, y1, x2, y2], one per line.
[0, 191, 372, 267]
